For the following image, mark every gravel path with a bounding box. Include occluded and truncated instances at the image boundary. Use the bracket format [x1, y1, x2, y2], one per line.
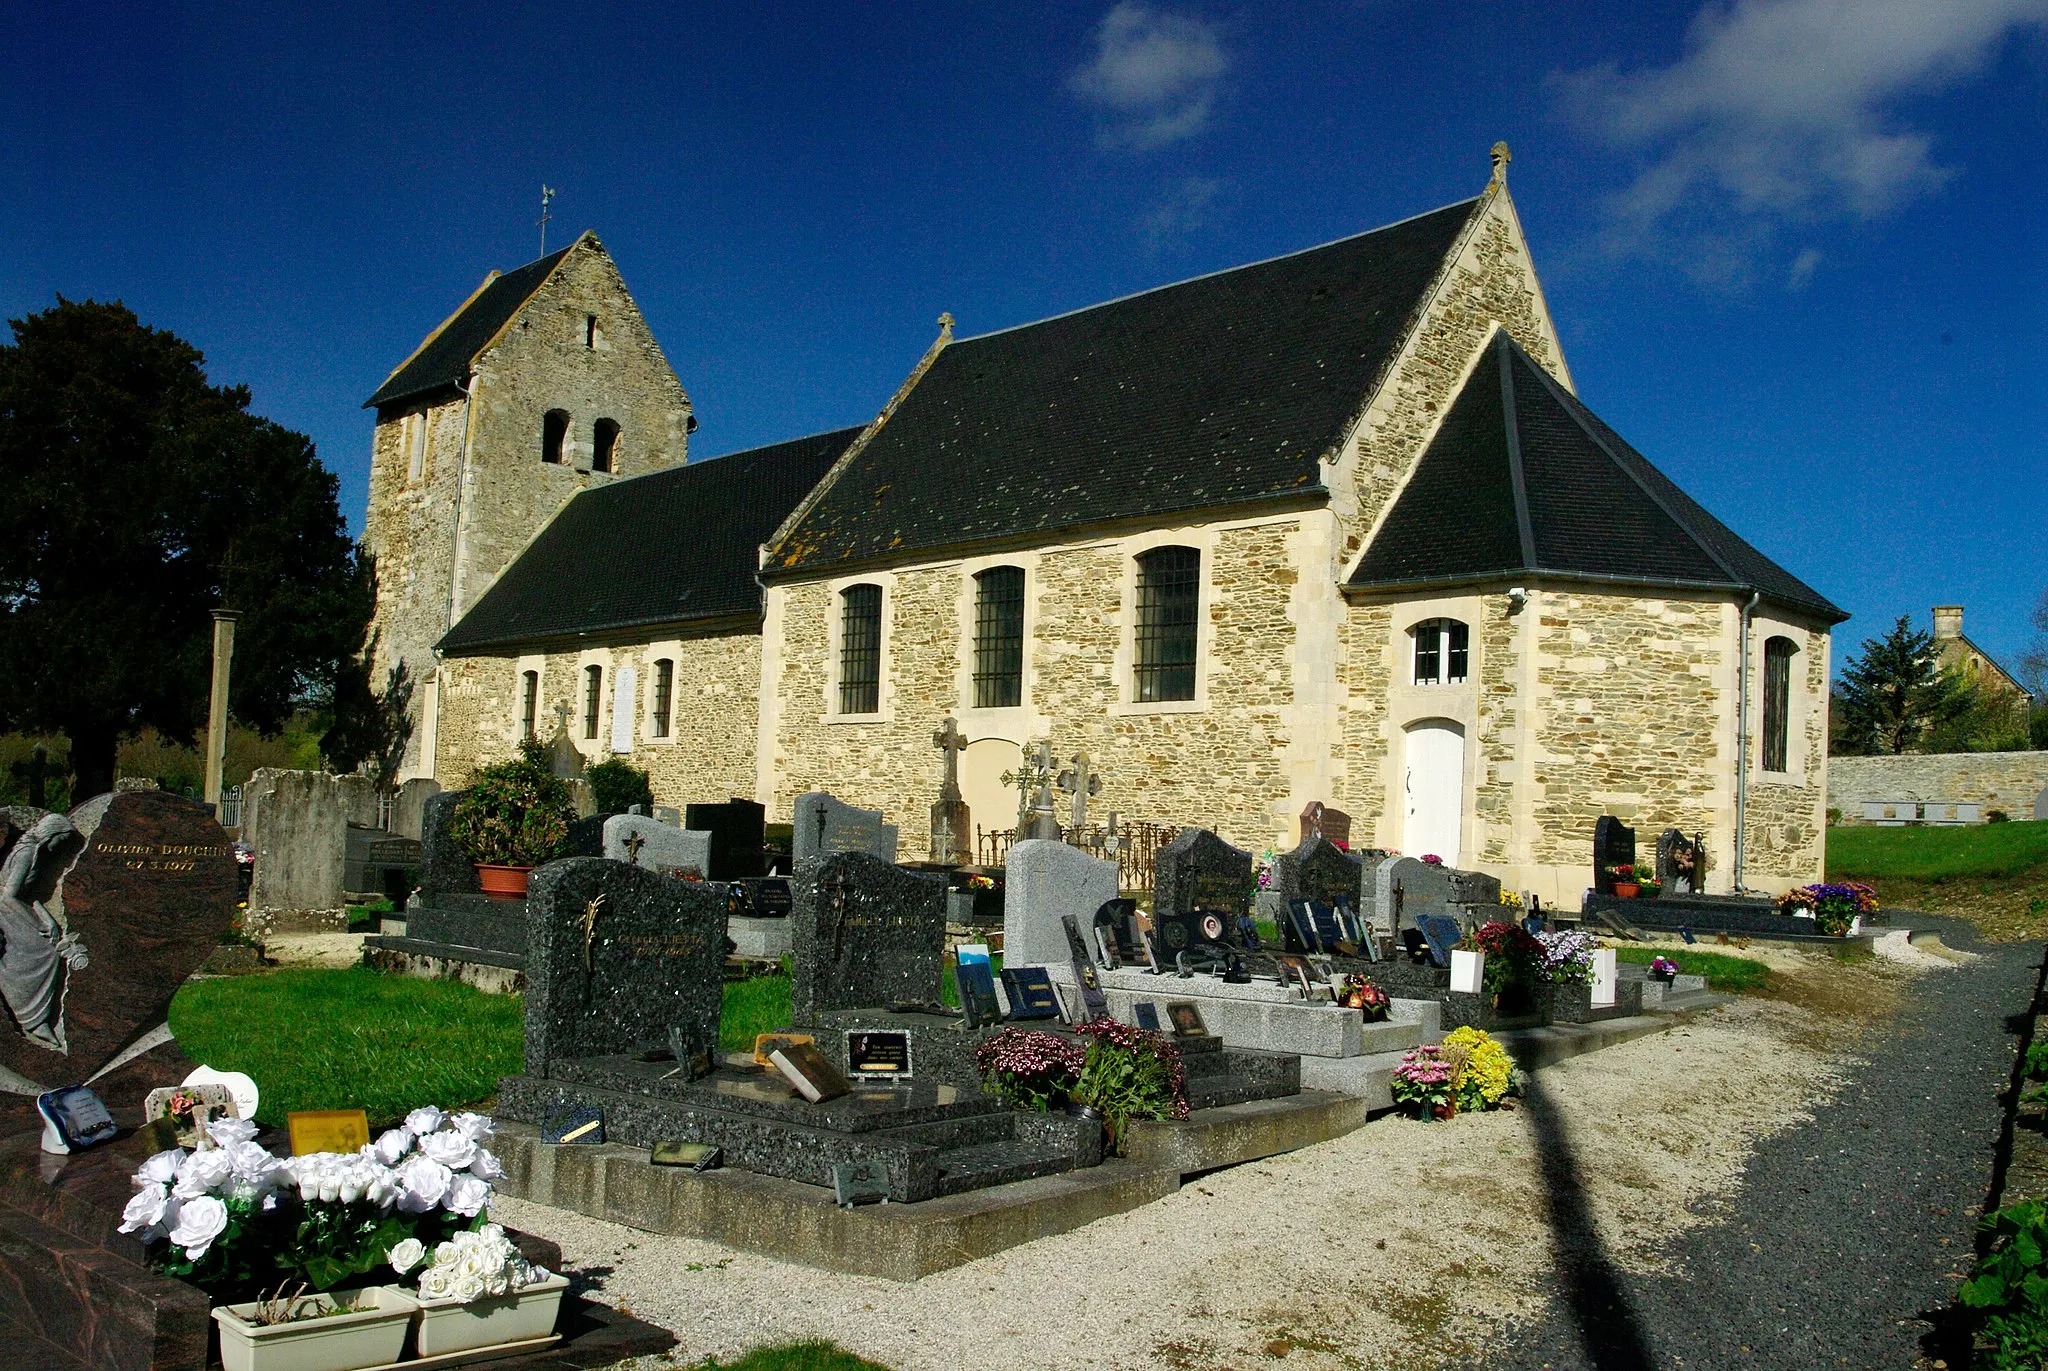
[1480, 918, 2041, 1371]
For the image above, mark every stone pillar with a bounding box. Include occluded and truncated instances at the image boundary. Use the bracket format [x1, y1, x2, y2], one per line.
[203, 609, 240, 808]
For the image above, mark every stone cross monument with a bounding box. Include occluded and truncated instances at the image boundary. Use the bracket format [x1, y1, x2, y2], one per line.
[1056, 753, 1102, 831]
[928, 717, 972, 866]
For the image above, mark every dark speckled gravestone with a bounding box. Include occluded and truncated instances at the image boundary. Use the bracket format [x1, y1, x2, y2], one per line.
[1152, 828, 1253, 918]
[417, 789, 478, 899]
[522, 858, 728, 1077]
[1274, 834, 1364, 907]
[790, 852, 946, 1024]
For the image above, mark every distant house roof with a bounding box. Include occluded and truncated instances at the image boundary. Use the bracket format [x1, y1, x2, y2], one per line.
[365, 245, 575, 410]
[765, 197, 1484, 575]
[1346, 331, 1847, 622]
[437, 427, 862, 655]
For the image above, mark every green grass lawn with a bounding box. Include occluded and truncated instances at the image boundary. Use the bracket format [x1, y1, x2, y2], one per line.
[1827, 819, 2048, 882]
[1613, 945, 1771, 993]
[690, 1341, 892, 1371]
[170, 968, 804, 1126]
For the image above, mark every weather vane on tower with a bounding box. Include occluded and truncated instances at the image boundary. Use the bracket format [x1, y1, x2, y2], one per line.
[538, 185, 557, 256]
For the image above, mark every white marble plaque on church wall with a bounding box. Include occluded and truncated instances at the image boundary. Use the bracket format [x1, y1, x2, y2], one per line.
[611, 666, 637, 753]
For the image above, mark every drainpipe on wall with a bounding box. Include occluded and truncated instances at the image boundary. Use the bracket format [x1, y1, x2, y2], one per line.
[1734, 590, 1760, 893]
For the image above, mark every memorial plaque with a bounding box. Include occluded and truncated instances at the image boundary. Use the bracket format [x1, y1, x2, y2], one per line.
[1000, 966, 1061, 1020]
[0, 791, 237, 1099]
[1153, 828, 1253, 919]
[1132, 1002, 1161, 1031]
[288, 1109, 371, 1156]
[790, 852, 947, 1023]
[522, 858, 729, 1076]
[1061, 913, 1108, 1021]
[1417, 914, 1463, 969]
[1165, 1002, 1208, 1038]
[845, 1030, 913, 1079]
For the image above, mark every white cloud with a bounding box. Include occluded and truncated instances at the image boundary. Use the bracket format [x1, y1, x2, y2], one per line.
[1141, 175, 1230, 253]
[1558, 0, 2048, 278]
[1070, 3, 1229, 151]
[1786, 246, 1823, 289]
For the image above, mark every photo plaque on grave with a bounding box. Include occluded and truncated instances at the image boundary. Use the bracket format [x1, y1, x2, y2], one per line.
[845, 1029, 914, 1079]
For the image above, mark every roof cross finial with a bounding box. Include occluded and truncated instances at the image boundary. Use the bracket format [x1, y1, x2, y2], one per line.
[936, 312, 954, 342]
[1489, 142, 1511, 187]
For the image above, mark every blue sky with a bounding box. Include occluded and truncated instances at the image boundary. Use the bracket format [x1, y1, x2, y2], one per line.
[6, 0, 2044, 674]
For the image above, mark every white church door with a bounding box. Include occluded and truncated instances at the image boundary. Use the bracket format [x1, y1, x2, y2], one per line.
[1403, 719, 1465, 865]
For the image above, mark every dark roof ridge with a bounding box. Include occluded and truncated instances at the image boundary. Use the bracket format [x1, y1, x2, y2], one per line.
[951, 194, 1485, 347]
[364, 237, 582, 409]
[1496, 333, 1538, 569]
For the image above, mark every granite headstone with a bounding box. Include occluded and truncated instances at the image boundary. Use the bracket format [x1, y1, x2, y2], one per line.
[1298, 800, 1352, 848]
[1003, 839, 1119, 970]
[790, 852, 946, 1023]
[602, 814, 712, 878]
[1593, 816, 1636, 894]
[521, 858, 728, 1077]
[564, 813, 613, 858]
[685, 799, 767, 880]
[0, 791, 238, 1097]
[1152, 828, 1254, 918]
[791, 792, 900, 865]
[1273, 834, 1364, 907]
[417, 789, 479, 899]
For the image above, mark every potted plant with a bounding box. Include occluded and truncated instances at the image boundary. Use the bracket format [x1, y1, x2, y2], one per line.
[1339, 976, 1392, 1022]
[398, 1223, 567, 1356]
[1636, 875, 1663, 899]
[1471, 919, 1544, 1014]
[1606, 864, 1642, 898]
[975, 1028, 1086, 1114]
[212, 1283, 416, 1371]
[1067, 1018, 1189, 1153]
[1649, 955, 1681, 983]
[446, 744, 576, 896]
[1441, 1026, 1513, 1113]
[1534, 929, 1598, 988]
[1775, 882, 1878, 936]
[1390, 1045, 1459, 1120]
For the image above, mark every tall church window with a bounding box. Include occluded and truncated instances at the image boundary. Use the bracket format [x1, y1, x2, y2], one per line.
[520, 671, 539, 741]
[1134, 546, 1199, 703]
[583, 665, 602, 740]
[652, 659, 674, 738]
[1763, 636, 1796, 772]
[585, 314, 599, 349]
[542, 410, 569, 465]
[1412, 619, 1469, 685]
[972, 567, 1025, 709]
[592, 419, 620, 474]
[839, 584, 883, 715]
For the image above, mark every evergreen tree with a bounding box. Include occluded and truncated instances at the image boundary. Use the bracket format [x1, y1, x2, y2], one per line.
[0, 300, 371, 800]
[1834, 615, 1976, 755]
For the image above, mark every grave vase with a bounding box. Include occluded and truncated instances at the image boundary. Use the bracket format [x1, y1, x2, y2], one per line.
[212, 1286, 416, 1371]
[475, 863, 534, 896]
[1611, 882, 1640, 899]
[411, 1271, 570, 1357]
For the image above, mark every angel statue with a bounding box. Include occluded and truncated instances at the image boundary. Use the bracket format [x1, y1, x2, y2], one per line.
[0, 813, 88, 1052]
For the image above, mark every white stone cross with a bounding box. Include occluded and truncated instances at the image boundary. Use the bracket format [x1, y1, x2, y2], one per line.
[932, 717, 967, 801]
[1057, 752, 1103, 830]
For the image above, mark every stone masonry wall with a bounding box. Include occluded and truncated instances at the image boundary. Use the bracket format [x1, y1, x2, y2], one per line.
[1829, 750, 2048, 820]
[1742, 621, 1831, 888]
[433, 631, 760, 806]
[763, 518, 1305, 854]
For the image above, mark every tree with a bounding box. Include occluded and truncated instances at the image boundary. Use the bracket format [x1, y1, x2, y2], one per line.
[0, 300, 371, 800]
[319, 623, 415, 792]
[1833, 615, 1976, 755]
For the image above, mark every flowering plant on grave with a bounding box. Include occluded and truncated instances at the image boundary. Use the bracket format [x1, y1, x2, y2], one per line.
[407, 1222, 552, 1303]
[964, 872, 996, 891]
[1471, 920, 1544, 1000]
[1256, 850, 1277, 891]
[1650, 956, 1681, 978]
[1776, 882, 1877, 936]
[1534, 929, 1598, 986]
[1390, 1045, 1460, 1119]
[1421, 854, 1444, 866]
[119, 1106, 506, 1299]
[1340, 976, 1392, 1021]
[1605, 864, 1642, 883]
[1070, 1017, 1189, 1153]
[1441, 1027, 1513, 1112]
[1497, 889, 1524, 910]
[975, 1028, 1085, 1113]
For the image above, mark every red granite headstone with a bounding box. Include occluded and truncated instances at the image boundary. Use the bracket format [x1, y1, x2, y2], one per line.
[0, 791, 237, 1103]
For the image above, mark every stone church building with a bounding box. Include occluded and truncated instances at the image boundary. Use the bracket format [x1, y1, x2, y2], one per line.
[365, 152, 1845, 900]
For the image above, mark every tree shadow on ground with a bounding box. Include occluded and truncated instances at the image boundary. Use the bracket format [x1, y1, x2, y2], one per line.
[1518, 1068, 1655, 1371]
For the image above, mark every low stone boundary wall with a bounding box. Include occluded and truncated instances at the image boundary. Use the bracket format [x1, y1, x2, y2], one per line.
[1828, 751, 2048, 822]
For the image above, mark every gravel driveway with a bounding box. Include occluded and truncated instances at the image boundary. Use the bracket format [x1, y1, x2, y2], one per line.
[1478, 917, 2040, 1371]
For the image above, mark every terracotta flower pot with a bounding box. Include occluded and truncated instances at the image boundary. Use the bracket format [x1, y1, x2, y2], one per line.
[1612, 882, 1640, 898]
[475, 864, 534, 897]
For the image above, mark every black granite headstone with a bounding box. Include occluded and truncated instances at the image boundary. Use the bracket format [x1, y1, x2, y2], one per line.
[564, 813, 616, 858]
[790, 852, 947, 1024]
[686, 799, 767, 880]
[522, 857, 729, 1076]
[1593, 816, 1636, 894]
[1153, 828, 1254, 918]
[1275, 834, 1364, 907]
[1417, 914, 1462, 968]
[417, 789, 479, 898]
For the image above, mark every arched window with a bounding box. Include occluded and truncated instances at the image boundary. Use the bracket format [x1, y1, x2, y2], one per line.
[520, 671, 539, 740]
[541, 410, 569, 465]
[1762, 636, 1797, 772]
[583, 665, 603, 740]
[1134, 546, 1200, 703]
[592, 419, 620, 473]
[652, 659, 674, 738]
[972, 566, 1026, 709]
[1412, 618, 1469, 686]
[839, 584, 883, 714]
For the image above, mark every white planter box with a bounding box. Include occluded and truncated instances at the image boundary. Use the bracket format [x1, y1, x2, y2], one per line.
[412, 1271, 569, 1357]
[213, 1286, 416, 1371]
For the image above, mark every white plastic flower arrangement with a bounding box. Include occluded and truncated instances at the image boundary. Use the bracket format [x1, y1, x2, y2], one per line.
[118, 1117, 285, 1262]
[404, 1222, 550, 1302]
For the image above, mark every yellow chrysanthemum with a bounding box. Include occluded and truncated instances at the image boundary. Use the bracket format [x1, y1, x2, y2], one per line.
[1442, 1026, 1513, 1109]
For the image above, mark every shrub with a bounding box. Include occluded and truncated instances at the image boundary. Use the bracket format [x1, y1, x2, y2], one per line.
[446, 750, 575, 867]
[1441, 1026, 1513, 1111]
[1962, 1199, 2048, 1369]
[586, 758, 654, 815]
[1989, 809, 2011, 824]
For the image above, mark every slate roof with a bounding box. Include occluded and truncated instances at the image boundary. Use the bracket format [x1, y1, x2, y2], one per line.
[765, 197, 1483, 575]
[437, 427, 863, 654]
[365, 245, 574, 410]
[1346, 331, 1846, 622]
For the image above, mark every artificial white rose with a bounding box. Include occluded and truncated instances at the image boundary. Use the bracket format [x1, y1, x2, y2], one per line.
[206, 1116, 259, 1147]
[167, 1194, 228, 1261]
[388, 1237, 426, 1275]
[172, 1149, 234, 1199]
[118, 1184, 169, 1235]
[447, 1111, 495, 1142]
[445, 1173, 490, 1218]
[395, 1156, 452, 1214]
[418, 1264, 456, 1301]
[404, 1106, 445, 1136]
[371, 1128, 411, 1166]
[450, 1272, 487, 1304]
[418, 1129, 476, 1170]
[467, 1147, 505, 1183]
[139, 1149, 184, 1186]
